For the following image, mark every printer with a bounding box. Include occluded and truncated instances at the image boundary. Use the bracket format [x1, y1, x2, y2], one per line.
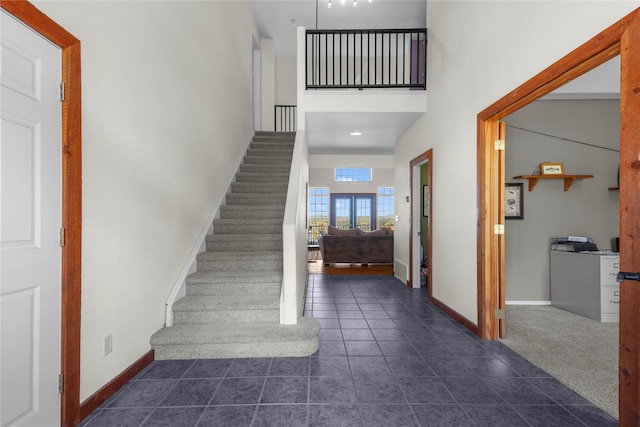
[550, 236, 599, 253]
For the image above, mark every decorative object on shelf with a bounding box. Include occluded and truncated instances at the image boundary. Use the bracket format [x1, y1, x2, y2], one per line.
[540, 162, 565, 175]
[422, 185, 429, 217]
[505, 183, 523, 219]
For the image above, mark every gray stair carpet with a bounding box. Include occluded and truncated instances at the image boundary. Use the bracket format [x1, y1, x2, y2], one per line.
[151, 131, 320, 360]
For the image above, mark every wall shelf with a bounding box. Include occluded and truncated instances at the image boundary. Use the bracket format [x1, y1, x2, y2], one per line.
[513, 174, 593, 191]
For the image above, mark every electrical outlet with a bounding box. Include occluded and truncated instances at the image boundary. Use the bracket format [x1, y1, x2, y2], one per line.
[104, 334, 113, 356]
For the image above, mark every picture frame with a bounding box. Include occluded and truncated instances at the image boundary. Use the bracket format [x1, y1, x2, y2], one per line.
[505, 182, 524, 220]
[539, 162, 565, 175]
[423, 185, 429, 217]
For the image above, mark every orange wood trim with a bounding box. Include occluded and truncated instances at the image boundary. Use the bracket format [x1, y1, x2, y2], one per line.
[60, 40, 82, 427]
[476, 119, 498, 340]
[79, 351, 155, 421]
[431, 297, 478, 335]
[0, 0, 79, 45]
[478, 11, 638, 122]
[619, 11, 640, 426]
[0, 2, 82, 426]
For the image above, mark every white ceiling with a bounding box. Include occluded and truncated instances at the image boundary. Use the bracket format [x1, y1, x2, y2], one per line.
[249, 0, 619, 155]
[250, 0, 427, 58]
[306, 112, 424, 154]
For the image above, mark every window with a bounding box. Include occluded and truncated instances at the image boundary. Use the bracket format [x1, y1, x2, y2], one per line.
[335, 167, 372, 182]
[377, 187, 395, 229]
[331, 194, 375, 232]
[308, 187, 329, 244]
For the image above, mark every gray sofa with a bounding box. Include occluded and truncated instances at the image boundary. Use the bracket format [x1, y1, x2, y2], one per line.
[318, 226, 394, 265]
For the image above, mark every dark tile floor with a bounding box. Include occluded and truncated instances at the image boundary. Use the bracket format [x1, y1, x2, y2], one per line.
[80, 274, 617, 426]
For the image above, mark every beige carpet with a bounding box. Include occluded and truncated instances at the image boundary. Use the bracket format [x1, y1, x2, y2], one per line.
[500, 305, 619, 419]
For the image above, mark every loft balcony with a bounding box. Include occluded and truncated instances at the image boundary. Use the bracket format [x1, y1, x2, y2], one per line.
[296, 27, 427, 129]
[305, 28, 426, 90]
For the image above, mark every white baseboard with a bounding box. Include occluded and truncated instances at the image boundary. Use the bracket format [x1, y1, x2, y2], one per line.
[506, 301, 551, 305]
[164, 137, 251, 327]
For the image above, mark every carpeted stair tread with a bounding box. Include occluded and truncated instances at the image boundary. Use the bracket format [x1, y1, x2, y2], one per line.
[213, 218, 283, 226]
[173, 295, 279, 312]
[151, 318, 320, 360]
[197, 251, 282, 262]
[186, 270, 282, 284]
[186, 283, 281, 297]
[225, 194, 287, 205]
[151, 317, 319, 346]
[205, 233, 282, 242]
[235, 172, 290, 182]
[210, 224, 283, 234]
[206, 240, 282, 252]
[230, 182, 288, 191]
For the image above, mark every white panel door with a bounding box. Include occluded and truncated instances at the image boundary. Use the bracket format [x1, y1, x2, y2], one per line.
[1, 10, 62, 426]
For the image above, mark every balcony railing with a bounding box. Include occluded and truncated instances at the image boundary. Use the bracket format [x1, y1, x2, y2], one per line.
[306, 28, 426, 90]
[274, 105, 296, 132]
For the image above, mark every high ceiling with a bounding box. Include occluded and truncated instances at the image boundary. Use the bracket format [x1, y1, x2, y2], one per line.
[250, 0, 427, 155]
[249, 1, 619, 155]
[250, 0, 427, 58]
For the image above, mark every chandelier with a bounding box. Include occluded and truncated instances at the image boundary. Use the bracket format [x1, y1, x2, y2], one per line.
[328, 0, 372, 8]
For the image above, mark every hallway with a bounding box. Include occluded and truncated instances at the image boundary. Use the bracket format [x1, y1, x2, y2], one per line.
[79, 275, 615, 426]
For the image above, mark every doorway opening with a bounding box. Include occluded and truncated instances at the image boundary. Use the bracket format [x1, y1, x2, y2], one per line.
[476, 8, 640, 424]
[410, 149, 432, 293]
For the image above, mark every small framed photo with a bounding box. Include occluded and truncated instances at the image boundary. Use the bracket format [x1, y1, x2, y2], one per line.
[505, 183, 523, 220]
[540, 162, 565, 175]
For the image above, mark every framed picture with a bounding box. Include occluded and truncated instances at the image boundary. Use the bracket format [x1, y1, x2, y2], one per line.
[423, 185, 429, 217]
[505, 183, 523, 220]
[540, 162, 565, 175]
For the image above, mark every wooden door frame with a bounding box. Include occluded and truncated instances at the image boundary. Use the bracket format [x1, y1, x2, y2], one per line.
[0, 2, 82, 426]
[477, 8, 640, 425]
[409, 149, 432, 292]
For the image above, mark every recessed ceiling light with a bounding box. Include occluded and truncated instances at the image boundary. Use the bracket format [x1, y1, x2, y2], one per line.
[350, 131, 362, 136]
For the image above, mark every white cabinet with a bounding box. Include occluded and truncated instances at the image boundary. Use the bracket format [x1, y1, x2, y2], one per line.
[550, 250, 620, 323]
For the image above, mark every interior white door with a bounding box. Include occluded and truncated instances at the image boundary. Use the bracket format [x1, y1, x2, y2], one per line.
[1, 10, 62, 426]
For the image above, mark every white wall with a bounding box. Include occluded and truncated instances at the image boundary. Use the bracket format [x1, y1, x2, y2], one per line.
[309, 154, 394, 196]
[276, 56, 297, 105]
[505, 99, 620, 302]
[32, 0, 258, 401]
[394, 1, 637, 324]
[261, 38, 275, 131]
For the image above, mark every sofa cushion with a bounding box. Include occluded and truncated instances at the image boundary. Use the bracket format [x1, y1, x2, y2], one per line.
[327, 225, 361, 236]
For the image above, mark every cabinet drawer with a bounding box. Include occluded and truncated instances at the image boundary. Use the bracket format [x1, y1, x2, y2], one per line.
[601, 285, 620, 314]
[600, 256, 620, 287]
